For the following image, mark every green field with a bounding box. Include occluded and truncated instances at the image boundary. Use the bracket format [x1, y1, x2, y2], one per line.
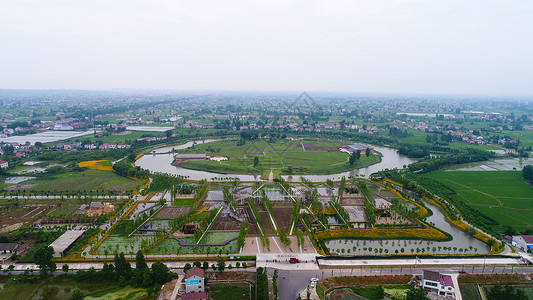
[176, 138, 381, 176]
[459, 285, 482, 300]
[23, 169, 143, 194]
[0, 279, 133, 300]
[209, 283, 251, 300]
[423, 171, 533, 232]
[95, 235, 154, 255]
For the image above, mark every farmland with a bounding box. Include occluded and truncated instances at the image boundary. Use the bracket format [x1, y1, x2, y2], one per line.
[176, 138, 381, 176]
[422, 170, 533, 232]
[23, 169, 143, 194]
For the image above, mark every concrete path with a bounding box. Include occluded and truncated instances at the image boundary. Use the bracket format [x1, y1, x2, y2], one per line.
[170, 275, 183, 300]
[450, 274, 462, 300]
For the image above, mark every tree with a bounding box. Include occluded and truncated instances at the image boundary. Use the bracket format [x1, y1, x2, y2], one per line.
[34, 245, 56, 276]
[184, 263, 192, 273]
[133, 250, 151, 287]
[406, 287, 428, 300]
[376, 285, 385, 300]
[165, 129, 173, 138]
[114, 252, 132, 280]
[151, 261, 171, 285]
[202, 261, 209, 271]
[254, 156, 259, 167]
[69, 288, 85, 300]
[523, 165, 533, 181]
[488, 284, 528, 300]
[62, 264, 69, 273]
[193, 261, 201, 268]
[217, 256, 226, 272]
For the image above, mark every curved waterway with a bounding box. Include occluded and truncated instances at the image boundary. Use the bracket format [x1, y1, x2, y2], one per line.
[135, 140, 418, 181]
[324, 200, 490, 255]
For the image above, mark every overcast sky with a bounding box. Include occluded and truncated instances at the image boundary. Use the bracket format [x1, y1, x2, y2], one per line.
[1, 0, 532, 95]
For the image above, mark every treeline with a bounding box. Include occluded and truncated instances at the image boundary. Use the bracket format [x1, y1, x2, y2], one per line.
[407, 148, 494, 173]
[256, 267, 269, 300]
[37, 148, 130, 163]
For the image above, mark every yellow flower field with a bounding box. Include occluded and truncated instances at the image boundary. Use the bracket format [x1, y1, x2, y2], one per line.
[77, 160, 114, 171]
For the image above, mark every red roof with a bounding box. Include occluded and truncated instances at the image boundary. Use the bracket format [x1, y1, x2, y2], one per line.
[440, 275, 454, 288]
[522, 235, 533, 244]
[181, 292, 206, 300]
[185, 267, 204, 279]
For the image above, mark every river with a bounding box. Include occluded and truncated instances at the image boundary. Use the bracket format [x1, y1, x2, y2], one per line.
[135, 140, 418, 181]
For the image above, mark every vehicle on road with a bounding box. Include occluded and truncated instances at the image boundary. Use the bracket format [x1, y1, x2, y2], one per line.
[310, 282, 315, 288]
[311, 277, 319, 282]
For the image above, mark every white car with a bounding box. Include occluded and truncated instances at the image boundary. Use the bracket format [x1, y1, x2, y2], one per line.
[311, 277, 319, 282]
[310, 282, 315, 288]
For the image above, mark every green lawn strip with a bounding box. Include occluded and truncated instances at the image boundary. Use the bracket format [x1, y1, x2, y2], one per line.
[173, 198, 193, 206]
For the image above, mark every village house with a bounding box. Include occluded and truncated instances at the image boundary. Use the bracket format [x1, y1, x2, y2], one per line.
[422, 270, 455, 298]
[183, 267, 206, 300]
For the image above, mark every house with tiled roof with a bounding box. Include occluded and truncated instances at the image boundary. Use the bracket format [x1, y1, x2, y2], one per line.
[422, 270, 455, 298]
[512, 235, 533, 252]
[185, 267, 205, 295]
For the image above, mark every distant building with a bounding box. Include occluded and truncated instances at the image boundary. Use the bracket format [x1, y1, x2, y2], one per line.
[0, 243, 18, 254]
[339, 143, 374, 155]
[512, 235, 533, 252]
[422, 270, 455, 298]
[175, 154, 210, 163]
[185, 267, 205, 295]
[0, 160, 8, 169]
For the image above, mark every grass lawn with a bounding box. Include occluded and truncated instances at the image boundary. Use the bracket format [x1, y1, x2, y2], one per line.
[459, 285, 482, 300]
[0, 279, 121, 300]
[422, 171, 533, 232]
[0, 283, 42, 300]
[25, 169, 142, 193]
[209, 282, 250, 300]
[173, 198, 193, 206]
[176, 138, 381, 176]
[84, 285, 148, 300]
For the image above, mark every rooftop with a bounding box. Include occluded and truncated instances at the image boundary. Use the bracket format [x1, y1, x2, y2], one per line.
[181, 292, 206, 300]
[49, 230, 86, 255]
[0, 243, 18, 251]
[175, 154, 208, 159]
[185, 267, 204, 279]
[423, 270, 440, 282]
[522, 235, 533, 244]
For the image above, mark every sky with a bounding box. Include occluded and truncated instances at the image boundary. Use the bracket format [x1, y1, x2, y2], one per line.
[1, 0, 532, 95]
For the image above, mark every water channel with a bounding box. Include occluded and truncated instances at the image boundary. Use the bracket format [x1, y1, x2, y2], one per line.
[324, 200, 490, 255]
[135, 139, 418, 181]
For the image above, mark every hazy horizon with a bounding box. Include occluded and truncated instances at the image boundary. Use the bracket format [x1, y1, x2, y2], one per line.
[1, 1, 532, 95]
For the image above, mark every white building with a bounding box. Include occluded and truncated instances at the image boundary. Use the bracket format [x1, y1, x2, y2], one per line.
[512, 235, 533, 252]
[185, 267, 205, 294]
[422, 270, 455, 298]
[0, 160, 8, 169]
